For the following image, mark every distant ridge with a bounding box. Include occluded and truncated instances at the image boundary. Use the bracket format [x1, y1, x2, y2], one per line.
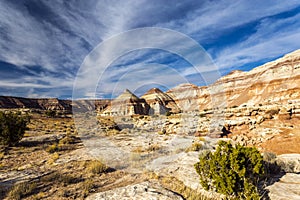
[0, 96, 110, 112]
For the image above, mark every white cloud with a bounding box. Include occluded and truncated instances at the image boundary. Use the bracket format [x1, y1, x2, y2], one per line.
[0, 0, 300, 98]
[158, 0, 300, 38]
[99, 63, 188, 97]
[213, 13, 300, 70]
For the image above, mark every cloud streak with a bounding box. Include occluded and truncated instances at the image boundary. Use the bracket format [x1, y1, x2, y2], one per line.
[0, 0, 299, 98]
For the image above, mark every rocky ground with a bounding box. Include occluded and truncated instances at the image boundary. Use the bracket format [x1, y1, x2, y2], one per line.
[1, 109, 300, 199]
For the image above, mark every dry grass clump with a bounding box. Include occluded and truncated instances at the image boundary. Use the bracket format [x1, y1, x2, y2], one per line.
[105, 129, 120, 136]
[58, 135, 77, 145]
[81, 178, 95, 197]
[46, 143, 59, 153]
[0, 151, 4, 160]
[130, 152, 143, 162]
[263, 152, 277, 163]
[160, 176, 217, 200]
[197, 137, 206, 142]
[31, 192, 46, 200]
[186, 142, 203, 152]
[132, 146, 143, 153]
[45, 135, 79, 153]
[46, 152, 59, 165]
[132, 144, 161, 153]
[41, 171, 80, 186]
[146, 144, 161, 152]
[86, 160, 108, 174]
[7, 181, 37, 200]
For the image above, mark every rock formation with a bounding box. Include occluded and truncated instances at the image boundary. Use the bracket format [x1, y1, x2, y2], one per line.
[141, 88, 179, 115]
[210, 49, 300, 107]
[102, 89, 149, 116]
[164, 49, 300, 111]
[166, 83, 208, 111]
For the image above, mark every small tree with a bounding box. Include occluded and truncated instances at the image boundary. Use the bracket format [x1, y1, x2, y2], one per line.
[0, 111, 30, 146]
[194, 141, 264, 199]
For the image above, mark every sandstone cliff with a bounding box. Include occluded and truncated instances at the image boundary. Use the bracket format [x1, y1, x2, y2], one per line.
[165, 49, 300, 111]
[166, 83, 210, 111]
[211, 49, 300, 107]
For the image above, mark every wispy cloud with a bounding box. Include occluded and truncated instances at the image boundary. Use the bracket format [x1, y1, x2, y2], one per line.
[213, 12, 300, 70]
[0, 0, 299, 98]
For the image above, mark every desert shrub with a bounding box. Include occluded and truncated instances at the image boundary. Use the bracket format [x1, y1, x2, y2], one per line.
[194, 141, 264, 199]
[0, 111, 30, 146]
[87, 160, 108, 174]
[7, 181, 37, 200]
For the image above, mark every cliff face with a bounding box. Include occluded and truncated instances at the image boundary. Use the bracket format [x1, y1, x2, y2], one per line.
[211, 49, 300, 107]
[166, 83, 210, 111]
[166, 49, 300, 111]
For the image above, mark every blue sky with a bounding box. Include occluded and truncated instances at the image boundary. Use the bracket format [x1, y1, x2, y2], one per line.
[0, 0, 299, 99]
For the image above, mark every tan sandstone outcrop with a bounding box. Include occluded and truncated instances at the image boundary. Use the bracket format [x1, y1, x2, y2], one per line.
[102, 89, 149, 116]
[141, 88, 180, 114]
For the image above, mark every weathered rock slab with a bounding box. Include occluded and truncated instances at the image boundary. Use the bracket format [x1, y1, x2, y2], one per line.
[276, 154, 300, 173]
[86, 181, 183, 200]
[267, 173, 300, 200]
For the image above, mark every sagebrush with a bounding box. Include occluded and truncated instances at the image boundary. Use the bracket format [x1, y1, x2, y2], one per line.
[194, 141, 264, 200]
